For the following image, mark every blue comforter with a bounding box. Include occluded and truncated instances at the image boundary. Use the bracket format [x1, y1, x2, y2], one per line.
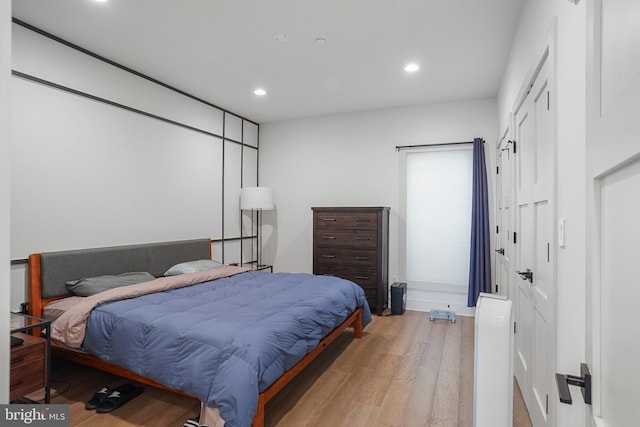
[82, 271, 372, 427]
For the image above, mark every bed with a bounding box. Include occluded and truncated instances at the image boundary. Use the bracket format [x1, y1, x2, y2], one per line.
[27, 238, 372, 427]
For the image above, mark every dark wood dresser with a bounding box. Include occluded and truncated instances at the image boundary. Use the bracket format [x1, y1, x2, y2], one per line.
[312, 206, 390, 315]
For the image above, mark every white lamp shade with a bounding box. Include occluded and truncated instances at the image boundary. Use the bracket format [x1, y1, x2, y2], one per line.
[240, 187, 274, 210]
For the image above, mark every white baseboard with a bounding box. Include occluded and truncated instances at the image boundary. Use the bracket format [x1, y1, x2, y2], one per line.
[403, 282, 476, 317]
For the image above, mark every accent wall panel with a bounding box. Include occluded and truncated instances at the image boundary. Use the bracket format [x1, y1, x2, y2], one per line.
[223, 240, 242, 265]
[224, 113, 243, 142]
[12, 24, 225, 136]
[241, 147, 258, 262]
[11, 76, 224, 258]
[243, 121, 259, 148]
[223, 142, 242, 264]
[9, 20, 259, 311]
[242, 147, 258, 189]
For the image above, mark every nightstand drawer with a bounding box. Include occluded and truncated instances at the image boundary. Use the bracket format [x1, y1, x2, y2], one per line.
[11, 341, 44, 366]
[10, 358, 45, 400]
[10, 333, 46, 402]
[315, 212, 378, 229]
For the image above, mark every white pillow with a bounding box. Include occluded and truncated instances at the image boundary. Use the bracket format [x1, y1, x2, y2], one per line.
[163, 259, 224, 276]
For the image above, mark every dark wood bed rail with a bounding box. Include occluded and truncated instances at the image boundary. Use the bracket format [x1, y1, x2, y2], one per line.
[251, 306, 363, 427]
[47, 307, 363, 427]
[28, 251, 364, 427]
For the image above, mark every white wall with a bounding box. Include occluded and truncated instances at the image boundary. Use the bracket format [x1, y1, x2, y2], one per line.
[1, 1, 12, 404]
[260, 99, 497, 313]
[9, 23, 259, 310]
[497, 0, 587, 425]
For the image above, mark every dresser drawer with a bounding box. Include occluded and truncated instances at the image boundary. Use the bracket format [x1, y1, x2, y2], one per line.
[365, 294, 379, 313]
[315, 269, 380, 313]
[315, 247, 378, 268]
[315, 212, 378, 229]
[315, 229, 378, 248]
[315, 268, 378, 288]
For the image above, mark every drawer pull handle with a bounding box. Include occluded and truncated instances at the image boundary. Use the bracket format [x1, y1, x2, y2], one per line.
[355, 256, 370, 260]
[12, 357, 24, 364]
[322, 235, 336, 239]
[354, 237, 370, 241]
[10, 380, 24, 388]
[322, 255, 337, 258]
[322, 218, 337, 222]
[355, 218, 371, 222]
[355, 275, 370, 280]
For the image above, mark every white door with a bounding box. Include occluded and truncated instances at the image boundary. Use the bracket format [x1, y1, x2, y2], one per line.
[513, 53, 555, 427]
[586, 0, 640, 425]
[495, 129, 514, 298]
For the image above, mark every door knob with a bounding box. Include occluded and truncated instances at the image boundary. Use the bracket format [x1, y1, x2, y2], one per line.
[516, 268, 533, 283]
[555, 363, 592, 405]
[495, 248, 505, 255]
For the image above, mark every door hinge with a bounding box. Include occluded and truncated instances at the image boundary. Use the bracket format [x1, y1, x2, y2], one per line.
[547, 91, 550, 111]
[514, 322, 517, 334]
[546, 394, 549, 414]
[497, 166, 500, 174]
[511, 140, 517, 154]
[513, 232, 517, 244]
[495, 284, 499, 293]
[496, 225, 499, 234]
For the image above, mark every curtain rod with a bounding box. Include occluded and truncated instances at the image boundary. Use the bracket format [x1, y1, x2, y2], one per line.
[395, 140, 483, 151]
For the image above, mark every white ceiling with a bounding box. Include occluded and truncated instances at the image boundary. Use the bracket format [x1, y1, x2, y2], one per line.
[12, 0, 524, 124]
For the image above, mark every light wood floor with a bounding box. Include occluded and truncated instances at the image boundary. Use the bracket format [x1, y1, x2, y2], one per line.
[37, 310, 532, 426]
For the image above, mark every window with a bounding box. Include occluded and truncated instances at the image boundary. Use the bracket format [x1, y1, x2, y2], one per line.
[401, 146, 473, 288]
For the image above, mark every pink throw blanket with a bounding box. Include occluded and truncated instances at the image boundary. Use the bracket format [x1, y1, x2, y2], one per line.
[51, 266, 249, 348]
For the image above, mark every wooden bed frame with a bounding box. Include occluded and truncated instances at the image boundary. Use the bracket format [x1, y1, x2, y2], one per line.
[27, 240, 364, 427]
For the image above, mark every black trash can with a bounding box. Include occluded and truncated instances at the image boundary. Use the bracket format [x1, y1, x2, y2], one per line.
[390, 282, 407, 315]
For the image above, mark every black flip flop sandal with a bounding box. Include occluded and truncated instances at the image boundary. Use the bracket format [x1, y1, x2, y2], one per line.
[85, 387, 112, 410]
[95, 383, 143, 413]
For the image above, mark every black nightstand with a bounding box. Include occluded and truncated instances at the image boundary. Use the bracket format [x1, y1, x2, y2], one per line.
[10, 312, 51, 403]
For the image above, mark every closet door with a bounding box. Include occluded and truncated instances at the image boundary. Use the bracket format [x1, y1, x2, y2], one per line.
[513, 52, 556, 427]
[495, 127, 514, 299]
[585, 0, 640, 425]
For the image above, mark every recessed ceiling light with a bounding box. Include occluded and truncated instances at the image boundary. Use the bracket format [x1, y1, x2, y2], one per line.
[404, 63, 420, 73]
[92, 0, 108, 2]
[254, 88, 266, 96]
[314, 37, 327, 45]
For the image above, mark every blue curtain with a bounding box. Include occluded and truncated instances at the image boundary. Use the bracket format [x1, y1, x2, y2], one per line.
[468, 137, 491, 307]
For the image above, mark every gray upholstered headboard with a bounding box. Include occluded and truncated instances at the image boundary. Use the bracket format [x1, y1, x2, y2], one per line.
[33, 239, 212, 299]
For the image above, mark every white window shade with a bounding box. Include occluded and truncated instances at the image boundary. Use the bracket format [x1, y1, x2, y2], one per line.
[405, 148, 473, 286]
